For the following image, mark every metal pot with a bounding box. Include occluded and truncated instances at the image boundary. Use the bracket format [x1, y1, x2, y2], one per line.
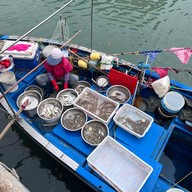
[17, 90, 42, 117]
[61, 107, 87, 131]
[37, 98, 63, 124]
[106, 85, 131, 104]
[56, 88, 78, 107]
[74, 81, 91, 94]
[81, 120, 109, 146]
[95, 75, 109, 88]
[25, 85, 43, 97]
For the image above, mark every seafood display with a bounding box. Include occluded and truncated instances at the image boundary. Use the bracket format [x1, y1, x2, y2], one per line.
[74, 88, 119, 123]
[37, 98, 63, 121]
[39, 103, 61, 119]
[57, 89, 77, 106]
[113, 104, 154, 138]
[107, 85, 131, 104]
[74, 81, 91, 94]
[81, 120, 108, 146]
[61, 108, 87, 131]
[116, 115, 150, 135]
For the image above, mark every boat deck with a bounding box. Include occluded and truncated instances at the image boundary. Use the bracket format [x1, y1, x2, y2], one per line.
[1, 49, 191, 191]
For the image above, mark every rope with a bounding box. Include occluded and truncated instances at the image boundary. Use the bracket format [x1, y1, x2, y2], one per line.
[171, 171, 192, 189]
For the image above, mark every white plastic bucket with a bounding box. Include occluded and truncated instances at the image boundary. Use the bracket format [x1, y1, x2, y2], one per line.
[161, 91, 185, 114]
[0, 71, 18, 92]
[166, 188, 184, 192]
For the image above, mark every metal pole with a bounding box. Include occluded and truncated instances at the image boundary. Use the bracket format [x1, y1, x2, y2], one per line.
[90, 0, 93, 50]
[0, 86, 15, 116]
[0, 0, 74, 54]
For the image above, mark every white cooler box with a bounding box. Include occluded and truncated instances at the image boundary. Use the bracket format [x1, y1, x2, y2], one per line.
[0, 40, 40, 70]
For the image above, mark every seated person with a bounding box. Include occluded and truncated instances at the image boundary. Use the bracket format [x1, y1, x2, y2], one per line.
[36, 48, 79, 97]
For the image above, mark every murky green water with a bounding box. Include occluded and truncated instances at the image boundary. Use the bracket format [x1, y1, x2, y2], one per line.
[0, 0, 192, 191]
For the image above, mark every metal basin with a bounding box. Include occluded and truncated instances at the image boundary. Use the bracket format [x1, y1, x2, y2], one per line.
[95, 75, 109, 88]
[61, 107, 87, 131]
[74, 81, 91, 94]
[81, 120, 109, 146]
[106, 85, 131, 104]
[17, 90, 42, 117]
[56, 89, 78, 107]
[25, 85, 43, 97]
[37, 98, 63, 124]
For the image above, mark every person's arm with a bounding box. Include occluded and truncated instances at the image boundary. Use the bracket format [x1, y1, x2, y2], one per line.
[63, 73, 69, 89]
[47, 72, 59, 91]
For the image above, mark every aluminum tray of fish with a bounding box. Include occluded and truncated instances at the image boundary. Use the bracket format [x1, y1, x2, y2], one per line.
[113, 103, 154, 138]
[73, 87, 119, 124]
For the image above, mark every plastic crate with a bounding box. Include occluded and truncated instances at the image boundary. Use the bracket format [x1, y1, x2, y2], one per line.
[73, 87, 119, 124]
[113, 103, 154, 138]
[87, 136, 153, 192]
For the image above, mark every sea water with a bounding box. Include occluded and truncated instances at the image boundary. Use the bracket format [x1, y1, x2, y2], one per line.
[159, 128, 192, 191]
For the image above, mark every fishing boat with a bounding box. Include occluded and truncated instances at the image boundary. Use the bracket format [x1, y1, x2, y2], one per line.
[0, 1, 192, 192]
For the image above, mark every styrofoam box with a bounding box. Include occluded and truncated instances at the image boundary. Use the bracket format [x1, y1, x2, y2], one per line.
[113, 103, 154, 138]
[73, 87, 119, 124]
[87, 136, 153, 192]
[1, 40, 40, 70]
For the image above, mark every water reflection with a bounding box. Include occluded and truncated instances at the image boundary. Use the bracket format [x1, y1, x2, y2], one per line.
[93, 0, 172, 30]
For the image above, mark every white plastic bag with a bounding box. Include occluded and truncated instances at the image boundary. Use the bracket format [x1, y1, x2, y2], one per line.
[151, 75, 170, 98]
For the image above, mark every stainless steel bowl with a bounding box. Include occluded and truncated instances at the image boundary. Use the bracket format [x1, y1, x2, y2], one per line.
[81, 120, 109, 146]
[56, 89, 78, 107]
[61, 107, 87, 131]
[37, 98, 63, 124]
[96, 76, 109, 88]
[25, 85, 43, 97]
[74, 81, 91, 94]
[17, 90, 42, 117]
[106, 85, 131, 104]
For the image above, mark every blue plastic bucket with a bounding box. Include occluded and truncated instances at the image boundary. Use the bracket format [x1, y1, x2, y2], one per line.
[161, 91, 185, 114]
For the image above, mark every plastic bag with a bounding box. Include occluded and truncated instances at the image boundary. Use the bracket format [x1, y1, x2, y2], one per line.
[151, 75, 170, 98]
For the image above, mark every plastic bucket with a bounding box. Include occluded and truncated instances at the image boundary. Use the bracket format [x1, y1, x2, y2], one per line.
[166, 188, 184, 192]
[0, 71, 18, 92]
[161, 91, 185, 114]
[154, 107, 177, 121]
